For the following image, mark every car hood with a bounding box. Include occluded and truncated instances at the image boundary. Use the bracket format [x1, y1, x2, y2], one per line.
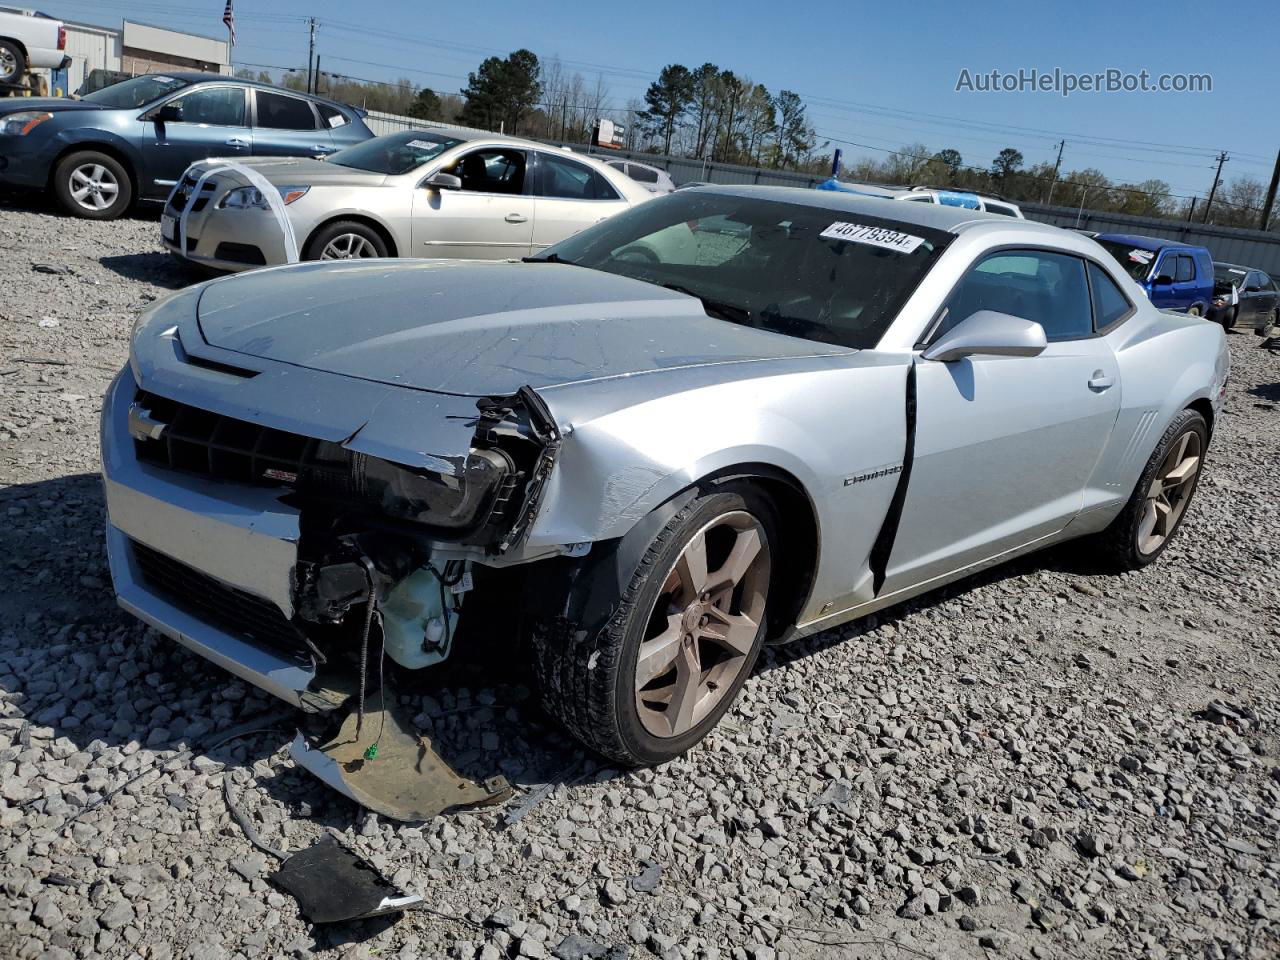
[0, 97, 107, 117]
[203, 156, 388, 188]
[196, 260, 848, 396]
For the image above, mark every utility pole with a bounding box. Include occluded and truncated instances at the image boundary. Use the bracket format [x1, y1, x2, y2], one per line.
[313, 56, 321, 96]
[1186, 196, 1197, 223]
[306, 17, 317, 94]
[1045, 139, 1065, 205]
[1260, 148, 1280, 231]
[1202, 151, 1228, 224]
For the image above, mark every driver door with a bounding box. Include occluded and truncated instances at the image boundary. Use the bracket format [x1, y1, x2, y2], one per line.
[880, 249, 1122, 595]
[139, 85, 252, 197]
[411, 147, 535, 259]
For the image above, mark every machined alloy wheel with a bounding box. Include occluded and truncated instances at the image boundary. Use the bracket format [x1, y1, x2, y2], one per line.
[634, 510, 770, 738]
[1137, 430, 1201, 555]
[320, 233, 379, 260]
[532, 484, 778, 766]
[69, 163, 121, 212]
[1094, 407, 1208, 570]
[0, 43, 20, 83]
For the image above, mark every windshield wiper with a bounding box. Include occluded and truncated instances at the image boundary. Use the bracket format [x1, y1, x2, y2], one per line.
[522, 253, 576, 264]
[654, 282, 753, 327]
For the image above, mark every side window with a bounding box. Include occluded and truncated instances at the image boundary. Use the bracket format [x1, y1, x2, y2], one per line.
[940, 249, 1092, 342]
[627, 165, 659, 184]
[447, 148, 527, 194]
[1087, 261, 1133, 331]
[1262, 273, 1277, 292]
[536, 153, 621, 200]
[166, 86, 246, 126]
[1175, 255, 1194, 283]
[1153, 254, 1176, 282]
[983, 201, 1017, 217]
[317, 103, 348, 128]
[255, 91, 318, 130]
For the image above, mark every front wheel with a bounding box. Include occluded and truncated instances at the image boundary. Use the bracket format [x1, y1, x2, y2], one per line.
[53, 151, 133, 220]
[1094, 408, 1207, 569]
[304, 221, 389, 261]
[1186, 304, 1204, 318]
[1220, 306, 1238, 332]
[533, 485, 777, 766]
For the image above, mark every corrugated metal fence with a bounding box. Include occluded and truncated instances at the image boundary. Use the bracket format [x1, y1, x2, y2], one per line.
[361, 108, 1280, 273]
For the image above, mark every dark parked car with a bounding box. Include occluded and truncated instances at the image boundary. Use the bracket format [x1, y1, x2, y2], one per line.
[1207, 261, 1279, 334]
[0, 72, 374, 219]
[1094, 234, 1214, 316]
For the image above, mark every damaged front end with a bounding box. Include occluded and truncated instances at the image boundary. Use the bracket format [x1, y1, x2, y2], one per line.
[105, 369, 560, 818]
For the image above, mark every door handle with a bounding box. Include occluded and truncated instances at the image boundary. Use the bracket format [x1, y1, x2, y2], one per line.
[225, 137, 248, 147]
[311, 144, 335, 153]
[505, 213, 528, 223]
[1088, 371, 1114, 392]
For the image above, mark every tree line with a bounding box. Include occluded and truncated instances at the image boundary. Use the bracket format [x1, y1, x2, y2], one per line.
[239, 59, 1275, 230]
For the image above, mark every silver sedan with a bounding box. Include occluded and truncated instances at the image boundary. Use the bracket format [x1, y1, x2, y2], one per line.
[107, 186, 1227, 809]
[159, 128, 654, 271]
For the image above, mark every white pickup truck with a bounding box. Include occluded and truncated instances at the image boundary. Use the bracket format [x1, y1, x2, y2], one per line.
[0, 9, 67, 86]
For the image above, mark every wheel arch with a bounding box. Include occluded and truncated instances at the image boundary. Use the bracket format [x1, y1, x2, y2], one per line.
[304, 213, 399, 259]
[0, 35, 29, 58]
[1186, 396, 1214, 436]
[48, 140, 139, 200]
[696, 463, 821, 639]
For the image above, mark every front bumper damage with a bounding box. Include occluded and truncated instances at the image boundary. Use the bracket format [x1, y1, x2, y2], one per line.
[102, 361, 558, 818]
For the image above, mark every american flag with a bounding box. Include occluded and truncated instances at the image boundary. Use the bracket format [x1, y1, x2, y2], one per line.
[222, 0, 235, 46]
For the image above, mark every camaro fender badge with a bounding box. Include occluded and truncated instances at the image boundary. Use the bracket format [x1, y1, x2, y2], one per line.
[844, 464, 904, 486]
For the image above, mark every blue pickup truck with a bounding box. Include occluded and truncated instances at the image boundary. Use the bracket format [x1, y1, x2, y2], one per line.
[1094, 233, 1214, 316]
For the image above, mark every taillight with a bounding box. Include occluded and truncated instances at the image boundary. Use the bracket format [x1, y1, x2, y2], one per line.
[58, 26, 66, 50]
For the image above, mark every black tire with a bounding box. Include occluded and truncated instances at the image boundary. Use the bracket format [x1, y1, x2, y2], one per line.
[1186, 304, 1203, 318]
[304, 220, 389, 261]
[532, 484, 778, 766]
[0, 40, 25, 85]
[52, 150, 133, 220]
[1221, 306, 1237, 332]
[1094, 408, 1208, 570]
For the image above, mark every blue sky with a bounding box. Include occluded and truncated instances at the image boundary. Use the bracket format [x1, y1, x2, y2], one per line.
[38, 0, 1279, 198]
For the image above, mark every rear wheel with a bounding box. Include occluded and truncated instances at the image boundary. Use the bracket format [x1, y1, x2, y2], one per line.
[533, 485, 777, 766]
[1095, 409, 1207, 569]
[53, 151, 132, 220]
[0, 40, 24, 85]
[305, 221, 388, 261]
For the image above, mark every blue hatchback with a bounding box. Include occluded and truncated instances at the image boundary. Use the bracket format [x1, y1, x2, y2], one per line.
[0, 72, 374, 219]
[1094, 233, 1215, 316]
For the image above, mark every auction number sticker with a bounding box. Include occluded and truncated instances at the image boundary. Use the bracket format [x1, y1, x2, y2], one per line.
[820, 221, 925, 254]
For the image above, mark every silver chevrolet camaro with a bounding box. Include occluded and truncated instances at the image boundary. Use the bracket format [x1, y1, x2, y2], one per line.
[104, 186, 1229, 781]
[159, 128, 653, 272]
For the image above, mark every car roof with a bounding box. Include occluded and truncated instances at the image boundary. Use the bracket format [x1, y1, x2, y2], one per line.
[681, 183, 1050, 234]
[162, 72, 353, 110]
[1095, 232, 1203, 252]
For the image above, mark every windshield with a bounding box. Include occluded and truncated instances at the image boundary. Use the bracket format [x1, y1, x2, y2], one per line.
[1095, 239, 1157, 283]
[327, 131, 462, 175]
[82, 74, 189, 108]
[534, 192, 952, 349]
[1214, 264, 1247, 285]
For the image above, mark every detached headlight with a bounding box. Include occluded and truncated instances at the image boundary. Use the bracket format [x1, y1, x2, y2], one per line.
[1, 111, 53, 136]
[219, 185, 310, 209]
[362, 451, 513, 529]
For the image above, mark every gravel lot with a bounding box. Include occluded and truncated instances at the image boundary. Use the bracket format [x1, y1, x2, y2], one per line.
[2, 194, 1279, 960]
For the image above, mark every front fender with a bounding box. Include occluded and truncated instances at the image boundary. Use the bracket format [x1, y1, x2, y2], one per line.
[44, 126, 142, 178]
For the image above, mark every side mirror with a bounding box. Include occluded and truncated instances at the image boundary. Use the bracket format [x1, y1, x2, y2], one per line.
[922, 310, 1047, 363]
[1244, 284, 1260, 293]
[424, 172, 462, 191]
[1151, 274, 1174, 286]
[153, 103, 183, 123]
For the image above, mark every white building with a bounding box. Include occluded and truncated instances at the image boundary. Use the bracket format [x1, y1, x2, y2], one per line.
[1, 8, 229, 95]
